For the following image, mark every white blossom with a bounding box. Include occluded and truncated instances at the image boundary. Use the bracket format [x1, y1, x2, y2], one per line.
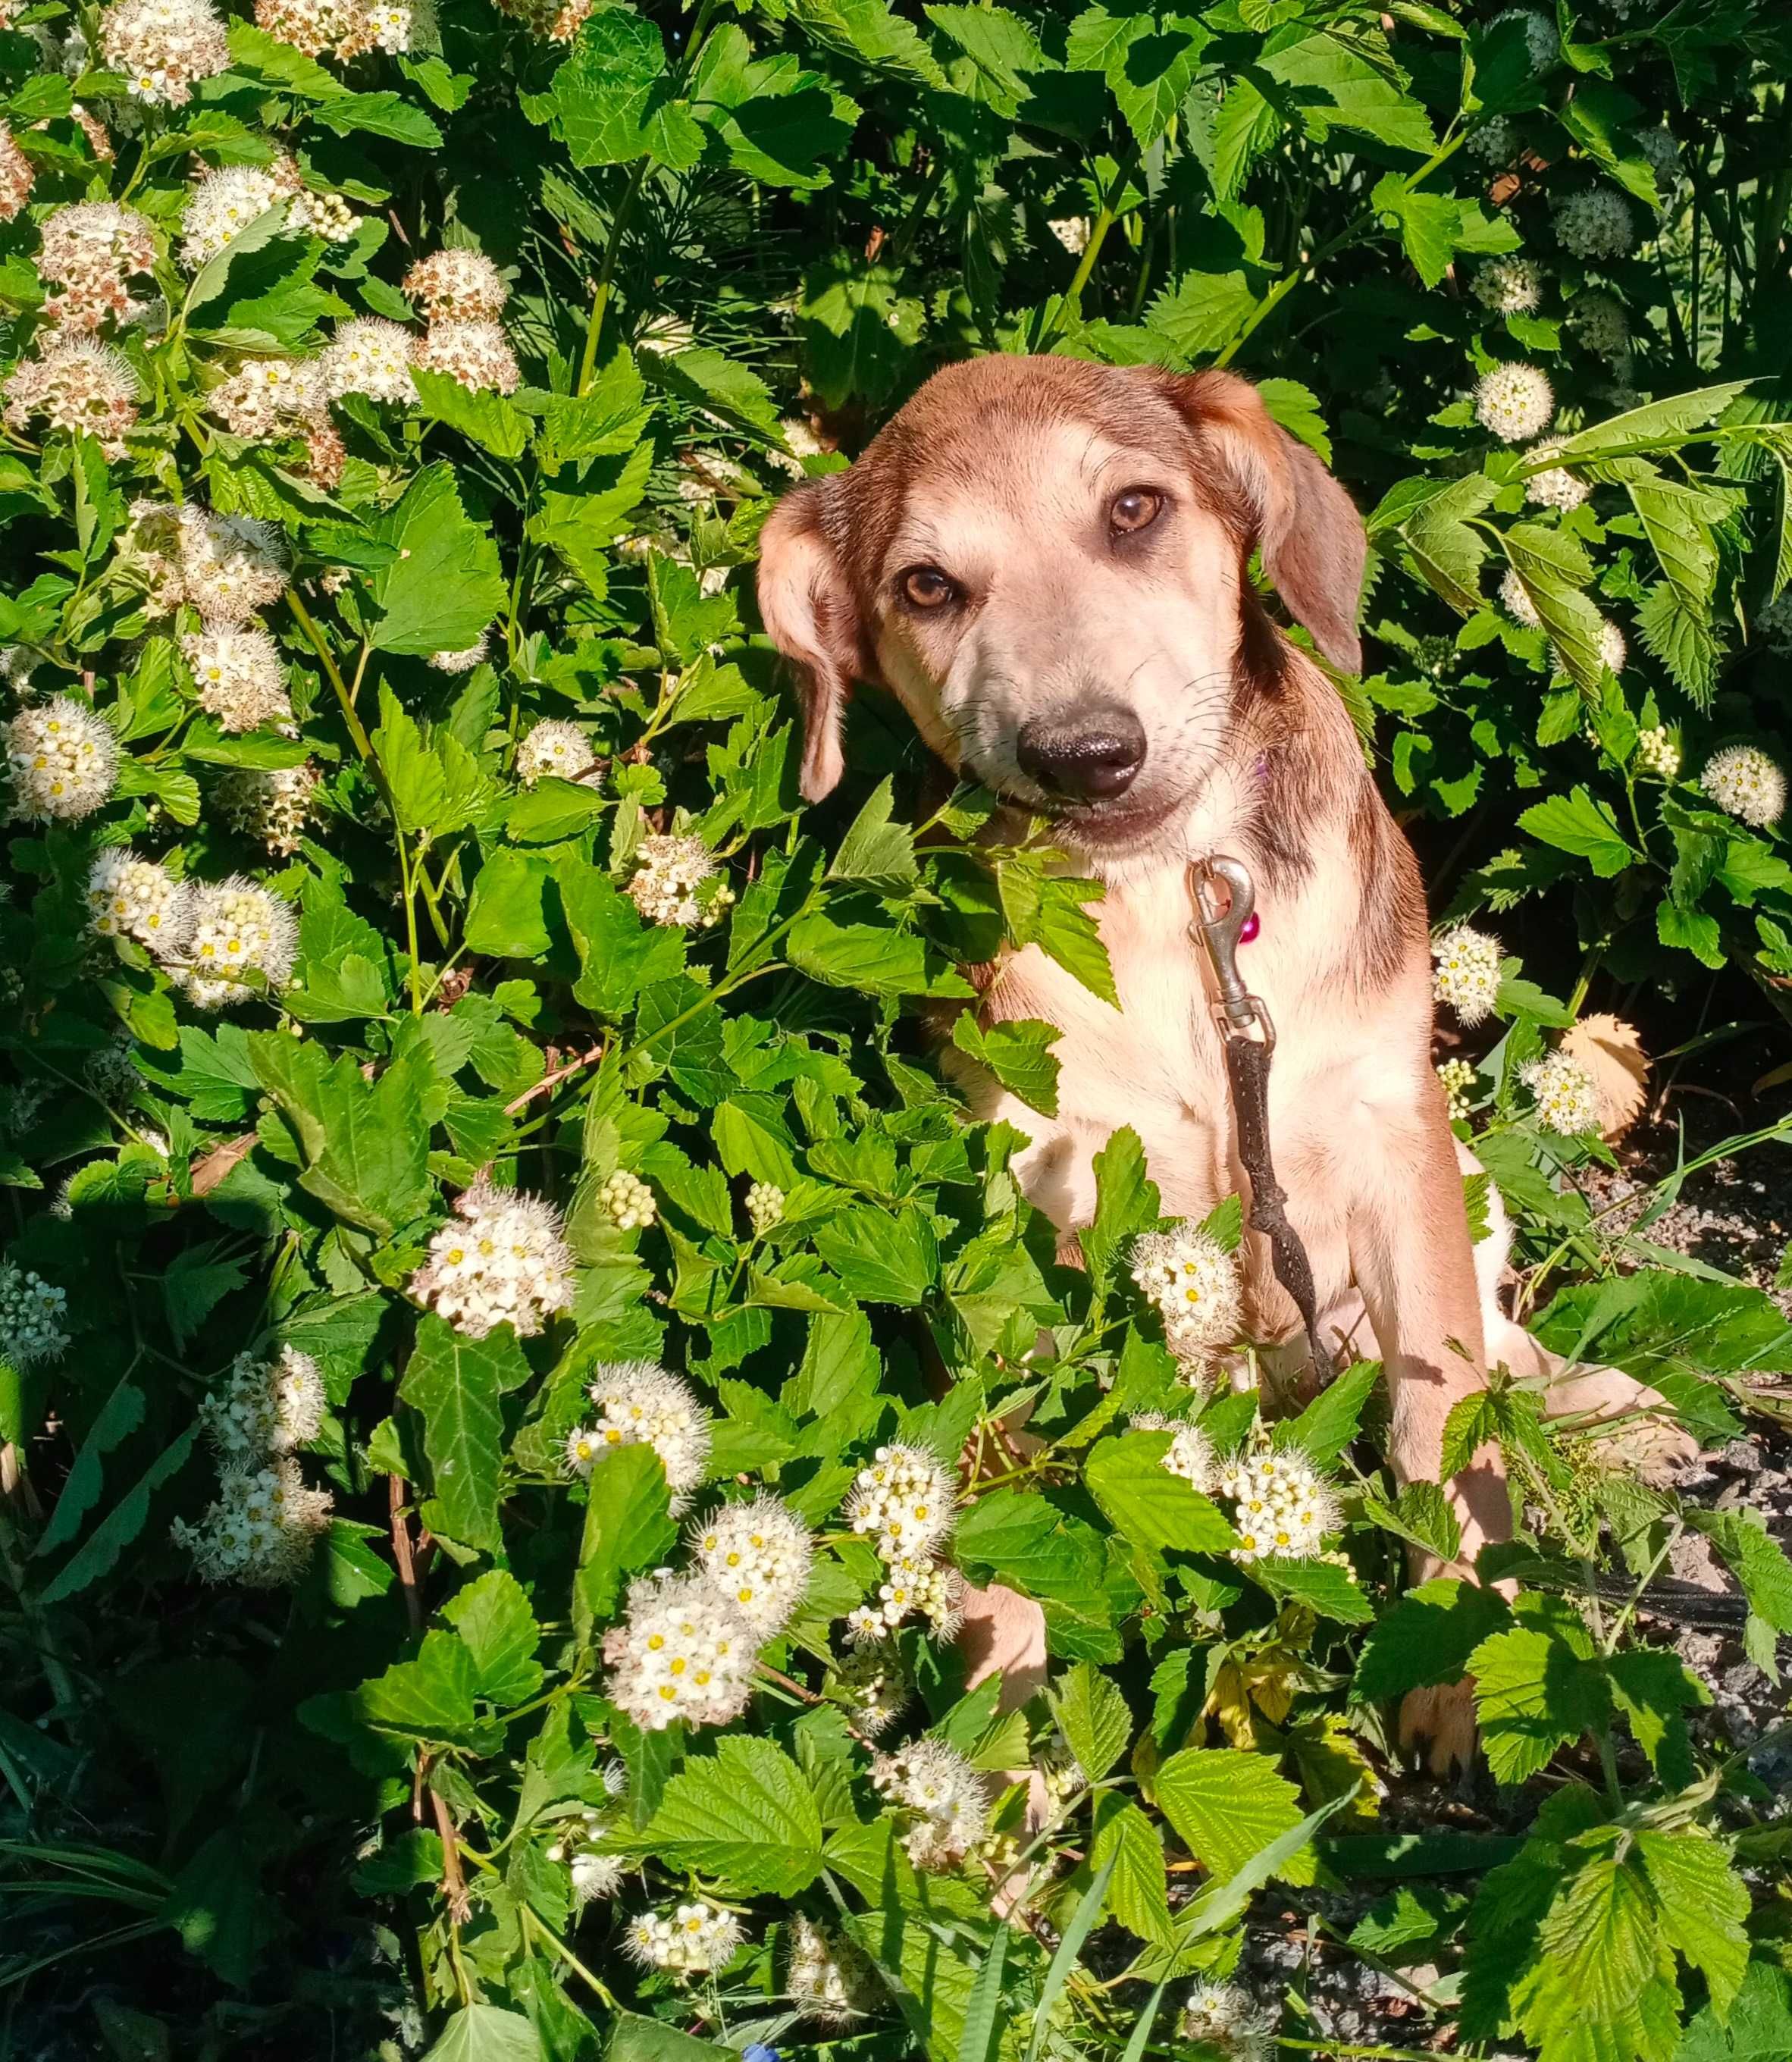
[1048, 216, 1090, 255]
[177, 512, 288, 627]
[38, 201, 156, 331]
[1756, 593, 1792, 655]
[0, 122, 32, 224]
[569, 1848, 626, 1902]
[206, 358, 326, 441]
[579, 1361, 711, 1503]
[1158, 1421, 1218, 1490]
[100, 0, 231, 105]
[745, 1180, 784, 1233]
[689, 1494, 813, 1632]
[321, 318, 416, 404]
[516, 719, 596, 785]
[413, 318, 520, 395]
[1468, 114, 1519, 164]
[429, 633, 490, 675]
[171, 1458, 333, 1584]
[0, 1262, 69, 1365]
[3, 341, 140, 457]
[218, 762, 320, 857]
[1597, 618, 1627, 675]
[1218, 1438, 1342, 1565]
[87, 848, 190, 951]
[1555, 190, 1635, 261]
[1522, 440, 1590, 512]
[6, 697, 118, 820]
[177, 876, 298, 1008]
[1699, 744, 1784, 829]
[785, 1916, 882, 2024]
[199, 1344, 326, 1461]
[870, 1739, 988, 1872]
[848, 1549, 962, 1642]
[1499, 567, 1542, 628]
[1431, 926, 1502, 1027]
[626, 832, 733, 927]
[183, 628, 292, 732]
[403, 249, 509, 320]
[409, 1179, 575, 1340]
[1472, 256, 1544, 315]
[1179, 1981, 1278, 2062]
[1568, 290, 1630, 359]
[622, 1901, 744, 1976]
[1633, 126, 1680, 192]
[180, 164, 285, 267]
[1129, 1226, 1242, 1366]
[1521, 1050, 1602, 1136]
[1488, 8, 1558, 69]
[603, 1572, 758, 1731]
[1474, 362, 1555, 443]
[844, 1442, 956, 1560]
[1437, 1056, 1477, 1123]
[829, 1644, 907, 1737]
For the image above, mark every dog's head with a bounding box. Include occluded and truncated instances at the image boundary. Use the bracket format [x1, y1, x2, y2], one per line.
[757, 356, 1366, 858]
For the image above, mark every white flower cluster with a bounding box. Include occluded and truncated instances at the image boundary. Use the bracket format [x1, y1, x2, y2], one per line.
[786, 1916, 882, 2024]
[1432, 925, 1502, 1026]
[689, 1493, 813, 1632]
[594, 1166, 656, 1230]
[516, 719, 596, 785]
[409, 1179, 575, 1340]
[6, 697, 119, 821]
[206, 357, 324, 442]
[1468, 114, 1518, 164]
[121, 503, 288, 627]
[869, 1739, 988, 1872]
[1569, 290, 1631, 359]
[321, 318, 417, 405]
[218, 763, 320, 856]
[1700, 745, 1784, 829]
[180, 158, 359, 268]
[1474, 362, 1555, 443]
[841, 1443, 961, 1641]
[623, 1901, 744, 1976]
[1522, 1050, 1602, 1135]
[1437, 1056, 1477, 1123]
[489, 0, 592, 40]
[569, 1362, 712, 1504]
[745, 1180, 784, 1233]
[1634, 725, 1681, 781]
[1634, 125, 1681, 190]
[0, 1261, 70, 1365]
[38, 201, 156, 332]
[256, 0, 432, 58]
[99, 0, 231, 105]
[603, 1570, 758, 1731]
[402, 251, 519, 393]
[626, 833, 734, 928]
[3, 340, 141, 459]
[182, 628, 292, 733]
[198, 1344, 326, 1462]
[177, 876, 298, 1009]
[1497, 569, 1540, 631]
[429, 633, 489, 675]
[87, 848, 189, 948]
[1048, 216, 1090, 255]
[1596, 618, 1627, 675]
[1160, 1423, 1343, 1565]
[545, 1808, 627, 1903]
[1472, 256, 1544, 315]
[1129, 1225, 1242, 1368]
[172, 1458, 334, 1584]
[0, 123, 31, 224]
[827, 1644, 908, 1736]
[1179, 1980, 1278, 2062]
[1757, 593, 1792, 655]
[1522, 440, 1590, 512]
[846, 1550, 962, 1644]
[1555, 190, 1635, 261]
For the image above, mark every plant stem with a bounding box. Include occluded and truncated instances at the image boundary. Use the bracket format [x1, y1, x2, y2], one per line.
[1041, 142, 1143, 344]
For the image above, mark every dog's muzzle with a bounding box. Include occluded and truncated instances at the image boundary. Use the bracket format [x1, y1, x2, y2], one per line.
[1014, 707, 1146, 801]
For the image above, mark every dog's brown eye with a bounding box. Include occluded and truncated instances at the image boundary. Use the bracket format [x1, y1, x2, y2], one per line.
[1111, 488, 1164, 535]
[901, 566, 957, 609]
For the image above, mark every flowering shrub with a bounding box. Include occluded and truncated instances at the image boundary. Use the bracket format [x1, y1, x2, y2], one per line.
[3, 3, 1792, 2061]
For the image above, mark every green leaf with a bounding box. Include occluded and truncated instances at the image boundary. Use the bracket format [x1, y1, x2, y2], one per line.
[1371, 174, 1462, 289]
[950, 1014, 1060, 1118]
[1469, 1595, 1608, 1785]
[1678, 1957, 1792, 2061]
[307, 90, 442, 146]
[369, 464, 508, 658]
[1546, 382, 1751, 465]
[1050, 1661, 1133, 1782]
[411, 366, 530, 459]
[442, 1569, 544, 1706]
[398, 1316, 522, 1554]
[635, 1737, 824, 1894]
[1280, 1359, 1379, 1468]
[36, 1377, 146, 1555]
[225, 19, 343, 97]
[607, 2012, 732, 2062]
[1086, 1433, 1236, 1555]
[811, 1203, 936, 1304]
[785, 0, 946, 88]
[787, 911, 970, 998]
[465, 849, 553, 960]
[1154, 1746, 1315, 1885]
[1352, 1578, 1511, 1703]
[1067, 7, 1214, 149]
[39, 1427, 198, 1606]
[1398, 475, 1497, 615]
[1518, 785, 1634, 878]
[1143, 268, 1261, 365]
[540, 7, 703, 169]
[421, 2005, 544, 2062]
[639, 346, 782, 438]
[248, 1031, 433, 1236]
[575, 1443, 677, 1634]
[528, 447, 655, 593]
[958, 1922, 1008, 2062]
[1261, 29, 1436, 154]
[1090, 1794, 1173, 1944]
[827, 777, 918, 893]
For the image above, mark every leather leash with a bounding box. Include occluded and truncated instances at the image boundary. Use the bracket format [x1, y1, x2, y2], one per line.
[1188, 856, 1334, 1380]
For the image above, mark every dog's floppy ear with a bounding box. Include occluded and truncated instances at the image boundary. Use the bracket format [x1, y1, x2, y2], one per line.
[757, 478, 862, 801]
[1158, 368, 1367, 675]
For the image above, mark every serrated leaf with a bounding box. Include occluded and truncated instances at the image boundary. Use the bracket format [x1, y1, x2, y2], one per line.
[538, 7, 703, 168]
[1091, 1794, 1173, 1944]
[1051, 1661, 1132, 1782]
[247, 1030, 433, 1236]
[368, 463, 508, 658]
[951, 1014, 1060, 1118]
[1086, 1433, 1236, 1554]
[398, 1316, 522, 1553]
[1155, 1746, 1314, 1885]
[636, 1737, 824, 1894]
[575, 1442, 677, 1634]
[1518, 785, 1634, 878]
[1352, 1578, 1511, 1703]
[443, 1569, 544, 1706]
[421, 2005, 543, 2062]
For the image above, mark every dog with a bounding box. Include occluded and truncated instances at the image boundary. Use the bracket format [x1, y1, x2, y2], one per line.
[757, 356, 1693, 1769]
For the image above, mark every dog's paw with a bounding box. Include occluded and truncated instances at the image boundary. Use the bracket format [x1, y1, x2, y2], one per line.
[1399, 1679, 1478, 1777]
[1545, 1362, 1700, 1480]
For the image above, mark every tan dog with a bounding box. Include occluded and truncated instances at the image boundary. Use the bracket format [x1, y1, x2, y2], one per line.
[758, 356, 1692, 1767]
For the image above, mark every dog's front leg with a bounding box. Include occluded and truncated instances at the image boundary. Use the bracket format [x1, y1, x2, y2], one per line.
[1345, 1088, 1509, 1772]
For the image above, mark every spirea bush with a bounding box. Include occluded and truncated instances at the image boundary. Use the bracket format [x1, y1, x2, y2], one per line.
[3, 2, 1792, 2058]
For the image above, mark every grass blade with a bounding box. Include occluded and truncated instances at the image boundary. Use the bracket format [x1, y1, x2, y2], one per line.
[1023, 1854, 1114, 2062]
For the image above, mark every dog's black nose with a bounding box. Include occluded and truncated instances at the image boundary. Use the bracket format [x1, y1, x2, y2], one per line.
[1015, 710, 1146, 801]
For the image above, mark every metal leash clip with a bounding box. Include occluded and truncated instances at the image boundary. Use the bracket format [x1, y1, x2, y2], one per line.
[1188, 856, 1274, 1053]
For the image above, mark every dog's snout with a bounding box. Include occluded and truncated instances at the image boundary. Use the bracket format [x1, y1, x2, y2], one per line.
[1014, 709, 1147, 801]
